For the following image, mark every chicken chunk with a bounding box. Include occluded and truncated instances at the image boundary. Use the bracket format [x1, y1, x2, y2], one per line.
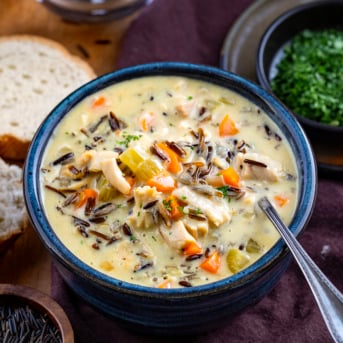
[101, 158, 131, 195]
[129, 186, 163, 229]
[172, 186, 231, 227]
[159, 220, 197, 251]
[88, 150, 118, 172]
[182, 217, 209, 238]
[175, 99, 198, 118]
[233, 152, 281, 182]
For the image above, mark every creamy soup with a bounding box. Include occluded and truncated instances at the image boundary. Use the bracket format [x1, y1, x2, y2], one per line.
[41, 76, 298, 288]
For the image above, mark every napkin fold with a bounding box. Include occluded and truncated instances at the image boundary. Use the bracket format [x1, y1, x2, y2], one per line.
[52, 1, 343, 342]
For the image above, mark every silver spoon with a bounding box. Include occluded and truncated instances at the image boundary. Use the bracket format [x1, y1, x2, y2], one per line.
[258, 197, 343, 343]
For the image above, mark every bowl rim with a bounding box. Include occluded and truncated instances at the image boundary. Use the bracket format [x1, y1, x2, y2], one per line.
[256, 0, 343, 133]
[24, 61, 317, 297]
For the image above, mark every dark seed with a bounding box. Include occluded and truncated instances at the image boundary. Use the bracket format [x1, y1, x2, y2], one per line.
[133, 262, 153, 272]
[264, 124, 282, 141]
[108, 111, 120, 131]
[108, 111, 127, 131]
[93, 202, 116, 216]
[185, 254, 203, 261]
[89, 229, 111, 240]
[243, 158, 267, 168]
[85, 196, 96, 216]
[68, 165, 80, 175]
[106, 236, 119, 246]
[142, 200, 158, 210]
[264, 124, 272, 136]
[274, 132, 282, 141]
[92, 243, 100, 250]
[93, 135, 103, 142]
[77, 226, 89, 238]
[122, 223, 133, 236]
[45, 185, 66, 198]
[199, 106, 206, 116]
[72, 216, 90, 227]
[88, 115, 107, 133]
[188, 212, 207, 221]
[51, 152, 74, 166]
[166, 141, 186, 156]
[63, 192, 78, 207]
[150, 143, 169, 161]
[179, 280, 192, 287]
[88, 217, 106, 224]
[80, 128, 89, 137]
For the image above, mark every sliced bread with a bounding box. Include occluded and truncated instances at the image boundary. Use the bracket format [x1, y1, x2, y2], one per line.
[0, 35, 96, 160]
[0, 158, 28, 253]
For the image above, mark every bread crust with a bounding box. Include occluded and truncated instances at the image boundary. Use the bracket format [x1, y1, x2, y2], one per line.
[0, 34, 96, 79]
[0, 34, 96, 161]
[0, 134, 30, 161]
[0, 158, 28, 252]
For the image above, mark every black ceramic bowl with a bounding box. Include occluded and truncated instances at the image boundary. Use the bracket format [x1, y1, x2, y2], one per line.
[256, 0, 343, 175]
[24, 62, 317, 335]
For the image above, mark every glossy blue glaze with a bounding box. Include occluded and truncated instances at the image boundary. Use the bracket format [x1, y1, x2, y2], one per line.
[23, 62, 317, 335]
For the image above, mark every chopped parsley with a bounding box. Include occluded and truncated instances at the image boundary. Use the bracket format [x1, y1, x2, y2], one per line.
[118, 132, 142, 148]
[271, 29, 343, 126]
[163, 199, 172, 211]
[217, 186, 233, 202]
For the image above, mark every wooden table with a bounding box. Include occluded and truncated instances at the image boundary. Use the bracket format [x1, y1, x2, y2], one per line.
[0, 0, 137, 294]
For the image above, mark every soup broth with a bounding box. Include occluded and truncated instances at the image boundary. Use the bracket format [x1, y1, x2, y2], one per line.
[41, 76, 298, 288]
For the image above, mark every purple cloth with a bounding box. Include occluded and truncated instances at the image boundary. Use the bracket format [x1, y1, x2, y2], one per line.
[51, 1, 343, 342]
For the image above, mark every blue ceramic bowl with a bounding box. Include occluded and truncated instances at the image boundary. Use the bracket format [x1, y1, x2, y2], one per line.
[24, 62, 317, 335]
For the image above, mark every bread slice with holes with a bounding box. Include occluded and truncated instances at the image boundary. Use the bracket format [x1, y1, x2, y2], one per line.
[0, 35, 96, 160]
[0, 157, 28, 254]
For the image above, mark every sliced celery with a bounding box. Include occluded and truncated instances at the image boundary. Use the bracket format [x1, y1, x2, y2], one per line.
[218, 96, 235, 105]
[226, 248, 250, 273]
[135, 159, 162, 181]
[246, 238, 262, 254]
[204, 99, 220, 112]
[119, 147, 144, 172]
[97, 174, 117, 201]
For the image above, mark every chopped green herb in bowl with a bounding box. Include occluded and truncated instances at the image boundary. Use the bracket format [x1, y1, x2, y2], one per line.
[271, 29, 343, 127]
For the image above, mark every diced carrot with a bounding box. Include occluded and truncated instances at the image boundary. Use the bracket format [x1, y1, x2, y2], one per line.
[220, 166, 240, 188]
[156, 142, 181, 173]
[274, 194, 289, 207]
[219, 114, 239, 136]
[139, 112, 154, 132]
[199, 250, 221, 274]
[92, 95, 106, 107]
[146, 173, 176, 193]
[183, 241, 202, 256]
[75, 188, 98, 208]
[157, 279, 172, 289]
[163, 195, 183, 220]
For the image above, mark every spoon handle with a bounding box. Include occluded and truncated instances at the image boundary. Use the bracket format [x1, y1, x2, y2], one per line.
[258, 197, 343, 343]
